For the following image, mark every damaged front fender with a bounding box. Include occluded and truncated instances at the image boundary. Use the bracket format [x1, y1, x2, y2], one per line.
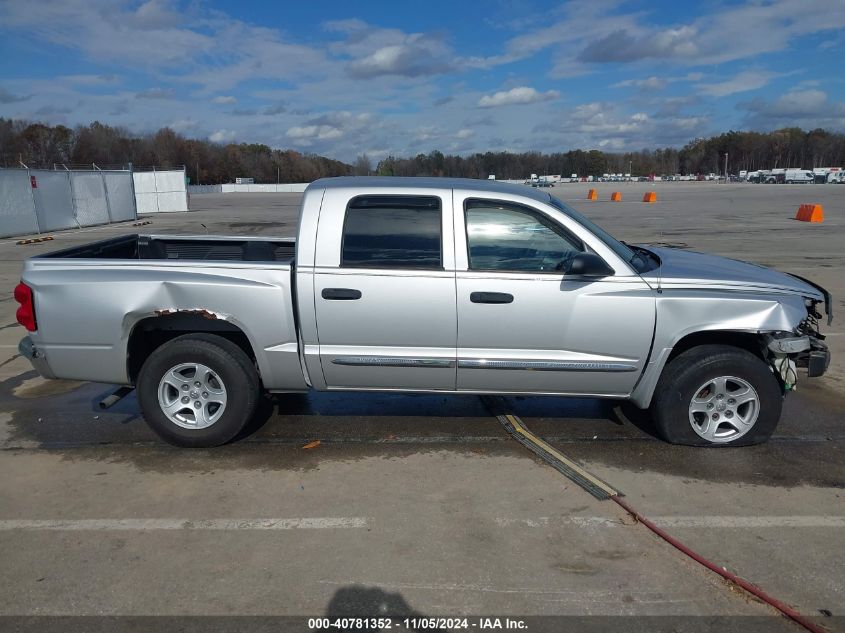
[655, 292, 809, 340]
[629, 291, 813, 408]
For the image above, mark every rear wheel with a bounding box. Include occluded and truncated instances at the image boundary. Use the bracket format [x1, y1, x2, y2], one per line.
[137, 334, 259, 447]
[650, 345, 782, 446]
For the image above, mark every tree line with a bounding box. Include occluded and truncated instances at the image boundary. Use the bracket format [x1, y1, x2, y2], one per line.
[374, 128, 845, 179]
[0, 119, 349, 184]
[2, 118, 844, 183]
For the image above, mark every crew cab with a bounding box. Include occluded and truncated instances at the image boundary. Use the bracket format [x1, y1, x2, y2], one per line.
[15, 177, 831, 447]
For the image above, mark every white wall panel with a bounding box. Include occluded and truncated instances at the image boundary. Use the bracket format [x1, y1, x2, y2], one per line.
[2, 168, 137, 237]
[187, 184, 222, 193]
[71, 172, 110, 226]
[132, 172, 158, 194]
[154, 170, 185, 194]
[0, 169, 39, 237]
[32, 170, 76, 231]
[132, 170, 188, 213]
[186, 183, 310, 194]
[102, 171, 136, 222]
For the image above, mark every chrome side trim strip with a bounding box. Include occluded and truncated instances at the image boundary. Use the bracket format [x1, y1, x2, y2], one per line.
[331, 356, 456, 368]
[457, 359, 637, 372]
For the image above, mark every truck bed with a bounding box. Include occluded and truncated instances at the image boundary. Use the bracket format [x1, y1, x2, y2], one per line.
[22, 232, 303, 390]
[36, 234, 296, 263]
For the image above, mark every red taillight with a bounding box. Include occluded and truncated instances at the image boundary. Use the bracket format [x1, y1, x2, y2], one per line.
[14, 282, 37, 332]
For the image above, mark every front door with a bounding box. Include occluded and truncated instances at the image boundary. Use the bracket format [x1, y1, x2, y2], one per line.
[314, 193, 457, 390]
[455, 197, 655, 396]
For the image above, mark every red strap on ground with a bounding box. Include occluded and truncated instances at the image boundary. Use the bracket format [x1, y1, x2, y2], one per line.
[611, 495, 827, 633]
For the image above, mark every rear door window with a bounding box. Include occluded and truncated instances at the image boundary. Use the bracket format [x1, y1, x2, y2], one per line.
[341, 195, 442, 269]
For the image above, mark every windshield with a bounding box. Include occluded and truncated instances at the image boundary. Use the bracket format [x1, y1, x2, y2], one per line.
[547, 196, 636, 264]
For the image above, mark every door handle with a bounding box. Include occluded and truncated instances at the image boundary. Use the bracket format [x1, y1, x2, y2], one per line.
[470, 291, 513, 304]
[322, 288, 362, 300]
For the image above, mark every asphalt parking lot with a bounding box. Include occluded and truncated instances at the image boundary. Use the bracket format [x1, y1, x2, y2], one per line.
[0, 182, 843, 630]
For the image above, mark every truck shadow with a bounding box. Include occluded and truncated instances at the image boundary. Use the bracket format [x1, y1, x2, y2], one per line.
[1, 367, 843, 489]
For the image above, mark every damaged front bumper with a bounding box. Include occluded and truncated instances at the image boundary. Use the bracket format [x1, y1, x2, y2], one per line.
[806, 338, 831, 378]
[767, 334, 830, 378]
[18, 336, 56, 380]
[767, 275, 833, 381]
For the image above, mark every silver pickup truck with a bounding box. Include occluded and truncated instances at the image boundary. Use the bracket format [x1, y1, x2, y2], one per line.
[15, 177, 831, 448]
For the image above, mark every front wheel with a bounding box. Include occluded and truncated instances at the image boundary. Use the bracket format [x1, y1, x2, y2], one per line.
[137, 334, 259, 447]
[650, 344, 782, 446]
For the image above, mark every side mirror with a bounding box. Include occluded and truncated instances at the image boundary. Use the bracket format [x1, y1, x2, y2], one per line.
[566, 252, 614, 277]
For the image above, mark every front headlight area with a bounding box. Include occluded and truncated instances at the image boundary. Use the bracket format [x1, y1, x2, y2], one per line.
[762, 300, 831, 387]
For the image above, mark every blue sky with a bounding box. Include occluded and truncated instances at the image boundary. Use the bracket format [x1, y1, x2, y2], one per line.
[1, 0, 844, 161]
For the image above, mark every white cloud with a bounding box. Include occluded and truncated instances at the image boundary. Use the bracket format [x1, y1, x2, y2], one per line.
[765, 89, 830, 115]
[478, 86, 559, 108]
[741, 88, 845, 130]
[135, 87, 175, 99]
[612, 76, 666, 90]
[132, 0, 184, 30]
[2, 0, 841, 163]
[614, 72, 705, 90]
[501, 0, 845, 74]
[412, 126, 443, 142]
[286, 125, 344, 141]
[348, 40, 454, 78]
[696, 71, 782, 97]
[328, 21, 457, 79]
[0, 86, 31, 103]
[1, 0, 215, 69]
[262, 103, 287, 115]
[61, 74, 119, 85]
[579, 26, 698, 63]
[209, 129, 235, 143]
[0, 0, 330, 93]
[285, 111, 375, 146]
[534, 100, 712, 150]
[168, 118, 199, 133]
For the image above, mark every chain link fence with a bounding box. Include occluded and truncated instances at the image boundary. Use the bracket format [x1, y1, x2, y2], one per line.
[0, 166, 138, 238]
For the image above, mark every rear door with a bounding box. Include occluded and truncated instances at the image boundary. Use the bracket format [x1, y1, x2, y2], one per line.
[313, 189, 457, 390]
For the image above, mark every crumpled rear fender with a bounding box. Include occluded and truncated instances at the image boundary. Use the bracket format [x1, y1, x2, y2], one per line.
[22, 263, 307, 390]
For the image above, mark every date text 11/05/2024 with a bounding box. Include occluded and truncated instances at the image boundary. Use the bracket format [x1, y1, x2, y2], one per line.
[308, 617, 527, 629]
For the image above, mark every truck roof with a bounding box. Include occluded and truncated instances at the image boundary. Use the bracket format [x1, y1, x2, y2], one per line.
[308, 176, 554, 204]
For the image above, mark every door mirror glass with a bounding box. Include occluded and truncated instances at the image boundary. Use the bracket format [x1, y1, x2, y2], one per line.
[566, 252, 615, 277]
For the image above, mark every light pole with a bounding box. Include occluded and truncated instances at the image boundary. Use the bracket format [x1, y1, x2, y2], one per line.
[724, 153, 729, 182]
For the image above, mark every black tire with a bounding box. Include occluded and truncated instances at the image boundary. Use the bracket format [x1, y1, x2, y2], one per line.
[650, 344, 782, 447]
[137, 333, 259, 447]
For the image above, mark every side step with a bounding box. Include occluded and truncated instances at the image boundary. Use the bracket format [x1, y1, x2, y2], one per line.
[99, 386, 134, 410]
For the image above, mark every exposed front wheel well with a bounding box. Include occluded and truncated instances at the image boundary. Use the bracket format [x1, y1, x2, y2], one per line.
[127, 313, 256, 383]
[667, 331, 767, 364]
